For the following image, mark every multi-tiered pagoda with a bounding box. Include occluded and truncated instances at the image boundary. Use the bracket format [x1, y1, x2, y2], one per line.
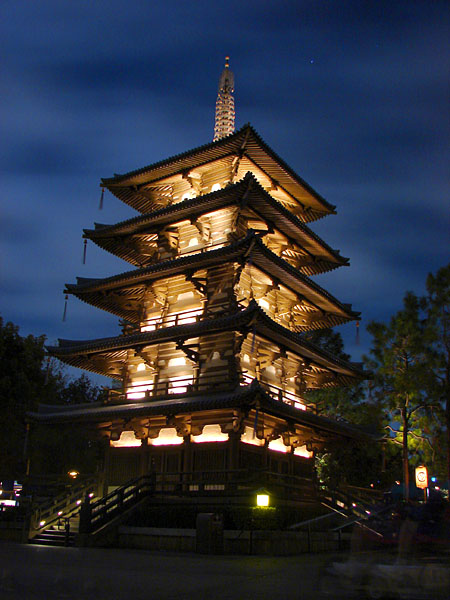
[35, 60, 368, 504]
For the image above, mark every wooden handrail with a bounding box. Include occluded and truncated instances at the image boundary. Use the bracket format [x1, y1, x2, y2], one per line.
[29, 475, 98, 539]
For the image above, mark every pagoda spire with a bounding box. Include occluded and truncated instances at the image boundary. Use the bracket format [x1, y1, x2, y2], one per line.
[213, 56, 235, 141]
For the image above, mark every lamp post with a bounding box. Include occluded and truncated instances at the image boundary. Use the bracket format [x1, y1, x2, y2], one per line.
[249, 488, 271, 554]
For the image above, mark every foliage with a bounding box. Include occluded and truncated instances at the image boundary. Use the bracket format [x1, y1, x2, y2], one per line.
[0, 316, 104, 479]
[303, 329, 385, 488]
[422, 265, 450, 483]
[365, 265, 450, 498]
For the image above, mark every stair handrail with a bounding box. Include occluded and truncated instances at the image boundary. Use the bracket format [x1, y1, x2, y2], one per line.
[29, 475, 98, 539]
[79, 474, 154, 534]
[318, 482, 384, 518]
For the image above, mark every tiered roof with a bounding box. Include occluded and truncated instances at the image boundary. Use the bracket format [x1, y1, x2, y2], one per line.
[101, 124, 335, 221]
[86, 173, 347, 275]
[48, 301, 363, 385]
[66, 233, 358, 328]
[42, 115, 366, 447]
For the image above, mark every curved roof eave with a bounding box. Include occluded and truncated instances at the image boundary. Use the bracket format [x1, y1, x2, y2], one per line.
[101, 124, 335, 216]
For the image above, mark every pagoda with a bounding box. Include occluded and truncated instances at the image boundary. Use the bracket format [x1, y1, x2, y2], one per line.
[35, 59, 368, 505]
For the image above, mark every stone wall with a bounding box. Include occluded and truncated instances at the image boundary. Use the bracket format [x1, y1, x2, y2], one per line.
[118, 526, 342, 555]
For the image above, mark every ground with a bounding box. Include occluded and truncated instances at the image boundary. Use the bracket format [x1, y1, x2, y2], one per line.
[0, 542, 333, 599]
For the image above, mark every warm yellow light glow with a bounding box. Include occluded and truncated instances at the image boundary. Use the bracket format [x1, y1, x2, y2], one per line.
[179, 316, 197, 325]
[126, 392, 146, 400]
[150, 427, 183, 446]
[256, 494, 269, 507]
[126, 379, 154, 400]
[284, 391, 307, 411]
[268, 438, 288, 453]
[58, 511, 63, 516]
[141, 323, 156, 332]
[168, 374, 193, 394]
[415, 465, 428, 489]
[211, 183, 221, 192]
[241, 426, 264, 446]
[39, 520, 46, 527]
[294, 445, 313, 459]
[137, 362, 146, 372]
[76, 500, 82, 505]
[168, 357, 186, 367]
[110, 431, 142, 448]
[259, 298, 270, 311]
[188, 237, 199, 247]
[68, 470, 79, 479]
[192, 424, 228, 443]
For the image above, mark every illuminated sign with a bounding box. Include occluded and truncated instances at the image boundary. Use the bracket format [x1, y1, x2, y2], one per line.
[415, 465, 428, 489]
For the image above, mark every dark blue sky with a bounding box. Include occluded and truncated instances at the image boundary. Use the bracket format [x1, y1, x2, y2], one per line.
[1, 0, 448, 383]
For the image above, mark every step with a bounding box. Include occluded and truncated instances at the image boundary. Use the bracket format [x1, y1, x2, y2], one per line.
[30, 532, 76, 547]
[30, 528, 76, 547]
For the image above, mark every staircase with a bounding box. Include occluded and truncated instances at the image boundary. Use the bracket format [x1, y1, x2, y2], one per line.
[28, 476, 98, 546]
[29, 510, 81, 547]
[28, 475, 154, 547]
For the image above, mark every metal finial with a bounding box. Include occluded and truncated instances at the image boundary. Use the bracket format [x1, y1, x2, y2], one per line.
[213, 57, 235, 141]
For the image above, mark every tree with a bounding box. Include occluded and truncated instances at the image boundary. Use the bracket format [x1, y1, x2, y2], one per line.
[0, 317, 65, 477]
[365, 292, 438, 500]
[0, 316, 105, 479]
[303, 329, 385, 488]
[423, 264, 450, 488]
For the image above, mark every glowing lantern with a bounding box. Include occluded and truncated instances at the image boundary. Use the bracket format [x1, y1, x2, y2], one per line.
[256, 489, 270, 507]
[415, 465, 428, 489]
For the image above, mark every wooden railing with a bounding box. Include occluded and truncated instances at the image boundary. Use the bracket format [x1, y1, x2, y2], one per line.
[108, 374, 313, 417]
[79, 475, 154, 534]
[319, 483, 385, 518]
[144, 468, 317, 502]
[28, 476, 98, 539]
[79, 469, 318, 536]
[121, 301, 244, 335]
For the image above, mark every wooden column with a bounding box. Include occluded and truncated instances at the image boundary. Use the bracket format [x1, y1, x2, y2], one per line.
[228, 431, 240, 486]
[140, 438, 148, 476]
[102, 438, 111, 497]
[182, 436, 193, 491]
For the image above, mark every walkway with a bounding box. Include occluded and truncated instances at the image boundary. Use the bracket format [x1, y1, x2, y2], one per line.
[0, 541, 335, 599]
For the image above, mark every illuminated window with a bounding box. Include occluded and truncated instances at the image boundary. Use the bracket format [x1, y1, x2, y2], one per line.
[241, 426, 264, 447]
[294, 446, 313, 459]
[192, 424, 228, 443]
[110, 431, 141, 448]
[268, 437, 288, 453]
[211, 183, 221, 192]
[188, 237, 199, 247]
[137, 363, 146, 372]
[149, 428, 183, 446]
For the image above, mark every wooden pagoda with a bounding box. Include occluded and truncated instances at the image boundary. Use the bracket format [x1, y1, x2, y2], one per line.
[33, 61, 369, 507]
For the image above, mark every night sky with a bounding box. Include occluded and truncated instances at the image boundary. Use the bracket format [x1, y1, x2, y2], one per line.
[1, 1, 448, 384]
